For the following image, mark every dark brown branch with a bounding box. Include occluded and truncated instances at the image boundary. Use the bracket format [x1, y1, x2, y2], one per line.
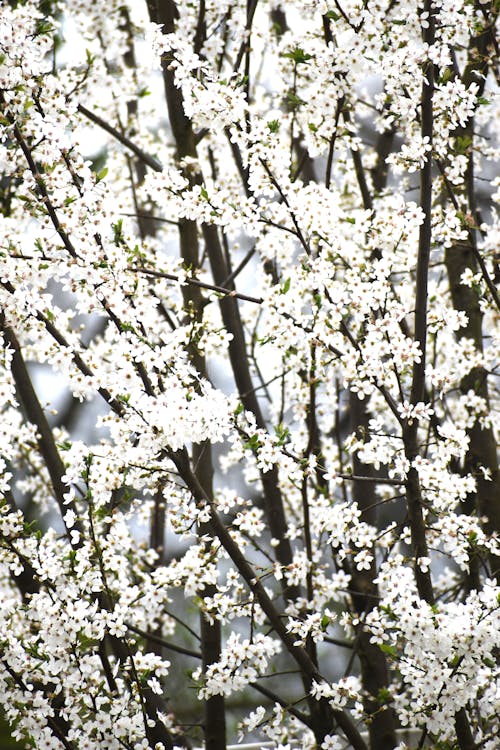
[145, 6, 227, 747]
[170, 448, 369, 750]
[202, 224, 300, 601]
[149, 0, 302, 620]
[126, 623, 201, 659]
[1, 660, 75, 750]
[349, 393, 397, 750]
[403, 0, 435, 606]
[249, 682, 311, 727]
[221, 243, 256, 287]
[78, 104, 163, 173]
[131, 265, 263, 304]
[0, 280, 124, 419]
[338, 474, 404, 485]
[0, 320, 83, 542]
[444, 0, 500, 587]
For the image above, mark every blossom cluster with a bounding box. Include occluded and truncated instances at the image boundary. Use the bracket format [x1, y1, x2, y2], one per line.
[0, 0, 498, 749]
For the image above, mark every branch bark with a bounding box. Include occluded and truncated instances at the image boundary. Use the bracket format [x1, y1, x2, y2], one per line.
[444, 0, 500, 582]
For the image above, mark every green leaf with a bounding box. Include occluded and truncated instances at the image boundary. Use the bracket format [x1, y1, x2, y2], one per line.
[57, 440, 72, 451]
[96, 167, 108, 183]
[377, 687, 392, 704]
[274, 423, 290, 447]
[35, 19, 55, 36]
[455, 135, 472, 153]
[0, 709, 24, 749]
[244, 434, 262, 453]
[440, 68, 453, 83]
[283, 47, 312, 64]
[379, 643, 398, 657]
[112, 219, 124, 246]
[287, 92, 305, 108]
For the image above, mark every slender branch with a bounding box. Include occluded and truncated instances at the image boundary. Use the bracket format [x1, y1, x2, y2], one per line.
[126, 623, 201, 659]
[233, 0, 259, 72]
[170, 449, 369, 750]
[1, 319, 83, 542]
[78, 104, 163, 173]
[1, 661, 76, 750]
[221, 244, 257, 287]
[338, 474, 404, 485]
[249, 682, 311, 727]
[403, 0, 436, 606]
[119, 211, 179, 226]
[0, 280, 124, 416]
[130, 265, 263, 304]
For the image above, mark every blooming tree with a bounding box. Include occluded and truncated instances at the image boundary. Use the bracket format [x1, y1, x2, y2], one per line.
[0, 0, 499, 749]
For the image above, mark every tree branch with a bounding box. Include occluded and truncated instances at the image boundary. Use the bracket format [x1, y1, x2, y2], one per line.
[78, 104, 163, 173]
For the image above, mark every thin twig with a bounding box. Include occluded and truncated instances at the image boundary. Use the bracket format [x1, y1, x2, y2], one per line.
[130, 266, 263, 304]
[126, 623, 201, 659]
[78, 104, 163, 172]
